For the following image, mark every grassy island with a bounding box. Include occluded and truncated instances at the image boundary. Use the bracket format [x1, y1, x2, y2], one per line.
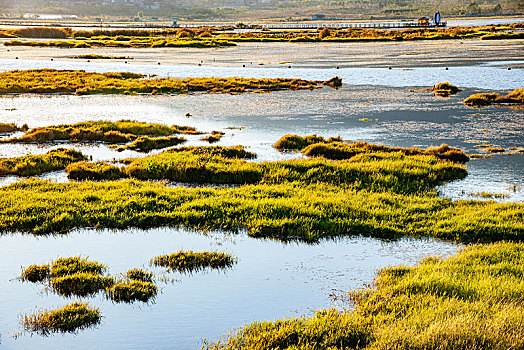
[464, 88, 524, 107]
[0, 69, 340, 96]
[20, 256, 158, 302]
[0, 120, 200, 144]
[274, 135, 469, 163]
[152, 251, 236, 273]
[2, 24, 523, 50]
[0, 143, 521, 242]
[22, 302, 101, 335]
[0, 148, 86, 177]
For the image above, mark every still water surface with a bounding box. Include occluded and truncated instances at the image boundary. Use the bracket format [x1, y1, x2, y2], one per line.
[0, 52, 522, 348]
[0, 229, 460, 349]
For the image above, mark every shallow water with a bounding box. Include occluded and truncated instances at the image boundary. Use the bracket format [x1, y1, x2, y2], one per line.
[0, 228, 460, 349]
[0, 41, 522, 348]
[0, 58, 522, 89]
[1, 82, 522, 201]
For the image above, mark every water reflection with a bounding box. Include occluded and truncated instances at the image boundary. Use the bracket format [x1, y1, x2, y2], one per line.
[0, 228, 460, 349]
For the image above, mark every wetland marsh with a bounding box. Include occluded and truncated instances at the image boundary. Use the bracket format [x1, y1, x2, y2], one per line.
[0, 33, 522, 349]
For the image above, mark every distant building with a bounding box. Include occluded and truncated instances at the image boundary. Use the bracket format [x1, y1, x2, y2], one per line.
[312, 14, 325, 20]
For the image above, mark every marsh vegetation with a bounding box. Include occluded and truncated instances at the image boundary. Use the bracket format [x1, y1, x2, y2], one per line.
[0, 120, 199, 145]
[274, 134, 469, 163]
[205, 242, 524, 350]
[22, 302, 101, 335]
[19, 256, 157, 302]
[152, 251, 236, 273]
[464, 88, 524, 107]
[2, 24, 523, 50]
[0, 69, 338, 95]
[0, 148, 86, 177]
[1, 145, 520, 243]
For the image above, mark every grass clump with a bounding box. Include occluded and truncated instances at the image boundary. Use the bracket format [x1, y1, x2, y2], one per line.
[431, 82, 462, 96]
[0, 148, 86, 177]
[152, 251, 236, 273]
[66, 161, 126, 181]
[116, 136, 187, 152]
[51, 256, 106, 277]
[302, 141, 469, 163]
[206, 242, 524, 350]
[51, 272, 114, 297]
[0, 69, 336, 96]
[464, 89, 524, 107]
[71, 54, 132, 60]
[201, 133, 224, 144]
[22, 302, 101, 335]
[106, 280, 157, 303]
[1, 120, 199, 144]
[126, 268, 153, 282]
[124, 148, 263, 184]
[274, 135, 469, 163]
[19, 256, 161, 302]
[20, 264, 50, 283]
[165, 145, 256, 159]
[273, 134, 341, 151]
[0, 122, 28, 133]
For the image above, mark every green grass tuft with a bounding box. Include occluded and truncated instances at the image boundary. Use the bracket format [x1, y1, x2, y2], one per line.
[0, 148, 86, 177]
[126, 268, 154, 282]
[116, 136, 187, 152]
[106, 279, 158, 303]
[22, 302, 101, 335]
[152, 251, 236, 273]
[20, 264, 50, 282]
[66, 161, 126, 181]
[51, 272, 114, 297]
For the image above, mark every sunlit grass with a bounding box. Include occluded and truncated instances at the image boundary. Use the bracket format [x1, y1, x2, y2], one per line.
[205, 242, 524, 350]
[106, 279, 158, 303]
[1, 120, 199, 144]
[0, 148, 86, 177]
[22, 302, 101, 335]
[464, 89, 524, 107]
[152, 251, 236, 273]
[0, 69, 336, 95]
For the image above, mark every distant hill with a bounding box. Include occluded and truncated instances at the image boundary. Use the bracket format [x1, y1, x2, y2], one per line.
[1, 0, 522, 20]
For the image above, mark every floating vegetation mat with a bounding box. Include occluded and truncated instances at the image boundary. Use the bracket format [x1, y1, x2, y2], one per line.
[152, 251, 236, 273]
[205, 242, 524, 349]
[22, 302, 101, 335]
[0, 69, 340, 95]
[411, 82, 462, 97]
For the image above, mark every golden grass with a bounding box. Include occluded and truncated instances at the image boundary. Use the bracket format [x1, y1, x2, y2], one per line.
[0, 69, 336, 95]
[22, 302, 100, 335]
